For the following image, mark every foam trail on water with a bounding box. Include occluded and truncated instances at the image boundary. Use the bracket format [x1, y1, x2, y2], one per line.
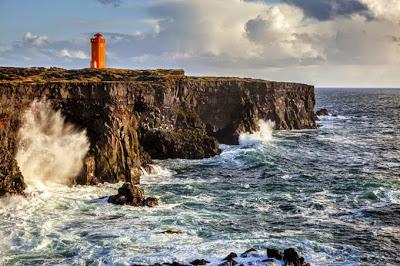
[239, 119, 275, 145]
[15, 99, 89, 190]
[147, 164, 176, 177]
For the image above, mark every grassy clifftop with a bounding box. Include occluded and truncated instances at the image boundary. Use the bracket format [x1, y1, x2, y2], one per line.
[0, 67, 185, 83]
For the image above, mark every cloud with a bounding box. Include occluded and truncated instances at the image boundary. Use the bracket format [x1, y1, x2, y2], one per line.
[360, 0, 400, 22]
[0, 32, 89, 67]
[23, 32, 48, 46]
[244, 5, 325, 64]
[1, 0, 400, 86]
[60, 49, 89, 59]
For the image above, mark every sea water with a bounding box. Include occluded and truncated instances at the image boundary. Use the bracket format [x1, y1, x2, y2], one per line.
[0, 88, 399, 265]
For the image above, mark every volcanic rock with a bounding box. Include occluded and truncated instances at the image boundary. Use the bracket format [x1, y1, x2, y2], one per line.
[223, 252, 238, 260]
[283, 248, 309, 266]
[0, 120, 25, 196]
[240, 248, 257, 258]
[161, 230, 182, 235]
[190, 259, 210, 265]
[145, 197, 159, 207]
[316, 108, 329, 116]
[267, 248, 283, 260]
[108, 183, 158, 207]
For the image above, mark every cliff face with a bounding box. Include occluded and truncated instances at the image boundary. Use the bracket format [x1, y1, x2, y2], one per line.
[0, 67, 316, 195]
[186, 77, 316, 144]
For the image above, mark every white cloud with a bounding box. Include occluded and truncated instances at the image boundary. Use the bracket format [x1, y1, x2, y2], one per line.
[60, 49, 89, 59]
[1, 1, 400, 86]
[361, 0, 400, 22]
[245, 5, 325, 64]
[23, 32, 48, 46]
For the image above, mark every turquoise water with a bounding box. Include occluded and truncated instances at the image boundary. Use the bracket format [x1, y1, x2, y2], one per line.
[0, 88, 399, 265]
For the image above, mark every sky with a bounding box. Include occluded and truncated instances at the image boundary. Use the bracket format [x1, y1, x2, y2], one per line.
[1, 0, 400, 87]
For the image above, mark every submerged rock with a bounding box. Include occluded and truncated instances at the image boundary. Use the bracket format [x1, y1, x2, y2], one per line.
[160, 230, 183, 235]
[240, 248, 258, 258]
[190, 259, 210, 265]
[316, 108, 329, 116]
[108, 183, 158, 207]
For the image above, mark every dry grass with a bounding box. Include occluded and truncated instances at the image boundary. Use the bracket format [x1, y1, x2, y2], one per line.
[0, 67, 185, 83]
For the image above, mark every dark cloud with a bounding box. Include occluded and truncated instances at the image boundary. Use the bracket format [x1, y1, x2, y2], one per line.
[282, 0, 368, 20]
[96, 0, 122, 7]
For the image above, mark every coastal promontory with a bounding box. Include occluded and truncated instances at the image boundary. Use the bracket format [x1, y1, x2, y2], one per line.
[0, 67, 316, 196]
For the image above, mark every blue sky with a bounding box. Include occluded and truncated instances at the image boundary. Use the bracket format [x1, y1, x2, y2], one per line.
[1, 0, 400, 87]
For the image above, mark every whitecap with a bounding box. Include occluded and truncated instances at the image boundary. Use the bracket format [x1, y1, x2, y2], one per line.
[239, 119, 274, 146]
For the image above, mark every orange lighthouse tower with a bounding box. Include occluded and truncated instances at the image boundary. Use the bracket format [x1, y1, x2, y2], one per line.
[90, 33, 106, 68]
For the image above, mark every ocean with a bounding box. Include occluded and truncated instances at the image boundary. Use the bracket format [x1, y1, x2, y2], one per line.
[0, 88, 399, 265]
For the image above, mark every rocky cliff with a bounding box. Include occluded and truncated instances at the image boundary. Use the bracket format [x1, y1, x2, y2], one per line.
[0, 67, 316, 195]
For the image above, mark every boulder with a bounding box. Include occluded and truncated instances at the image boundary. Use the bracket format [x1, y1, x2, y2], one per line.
[223, 252, 238, 260]
[145, 197, 159, 207]
[267, 248, 283, 260]
[240, 248, 257, 258]
[316, 108, 329, 116]
[283, 248, 309, 266]
[190, 259, 210, 265]
[108, 183, 158, 207]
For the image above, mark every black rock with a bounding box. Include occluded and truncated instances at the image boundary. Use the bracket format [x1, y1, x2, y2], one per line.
[283, 248, 309, 266]
[316, 108, 329, 116]
[190, 259, 210, 265]
[161, 230, 182, 235]
[262, 258, 278, 264]
[145, 197, 159, 207]
[163, 263, 188, 266]
[240, 248, 257, 258]
[146, 247, 309, 266]
[267, 248, 283, 260]
[223, 252, 238, 261]
[108, 183, 158, 207]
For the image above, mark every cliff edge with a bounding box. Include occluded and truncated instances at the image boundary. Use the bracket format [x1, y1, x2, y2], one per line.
[0, 67, 316, 195]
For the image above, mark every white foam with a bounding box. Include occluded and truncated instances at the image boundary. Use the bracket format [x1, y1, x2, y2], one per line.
[147, 164, 176, 177]
[382, 191, 400, 204]
[239, 120, 275, 146]
[140, 164, 178, 185]
[15, 99, 89, 191]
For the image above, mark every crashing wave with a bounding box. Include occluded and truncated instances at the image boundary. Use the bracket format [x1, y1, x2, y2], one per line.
[15, 99, 89, 190]
[239, 119, 275, 146]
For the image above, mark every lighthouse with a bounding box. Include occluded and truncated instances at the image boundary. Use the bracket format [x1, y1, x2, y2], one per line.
[90, 33, 106, 68]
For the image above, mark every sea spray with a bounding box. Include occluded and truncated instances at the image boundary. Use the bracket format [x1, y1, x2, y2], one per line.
[15, 99, 90, 190]
[140, 164, 177, 185]
[238, 119, 275, 145]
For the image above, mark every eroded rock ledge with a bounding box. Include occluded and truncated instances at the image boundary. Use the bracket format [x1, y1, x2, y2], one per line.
[0, 67, 316, 195]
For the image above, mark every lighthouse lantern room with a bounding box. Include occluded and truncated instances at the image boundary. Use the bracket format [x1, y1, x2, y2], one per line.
[90, 33, 106, 69]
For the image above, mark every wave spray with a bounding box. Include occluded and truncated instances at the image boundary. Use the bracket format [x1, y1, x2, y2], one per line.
[15, 99, 89, 190]
[239, 119, 275, 145]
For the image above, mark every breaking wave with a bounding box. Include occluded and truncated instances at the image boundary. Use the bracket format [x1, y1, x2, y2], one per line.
[15, 99, 89, 190]
[239, 120, 275, 146]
